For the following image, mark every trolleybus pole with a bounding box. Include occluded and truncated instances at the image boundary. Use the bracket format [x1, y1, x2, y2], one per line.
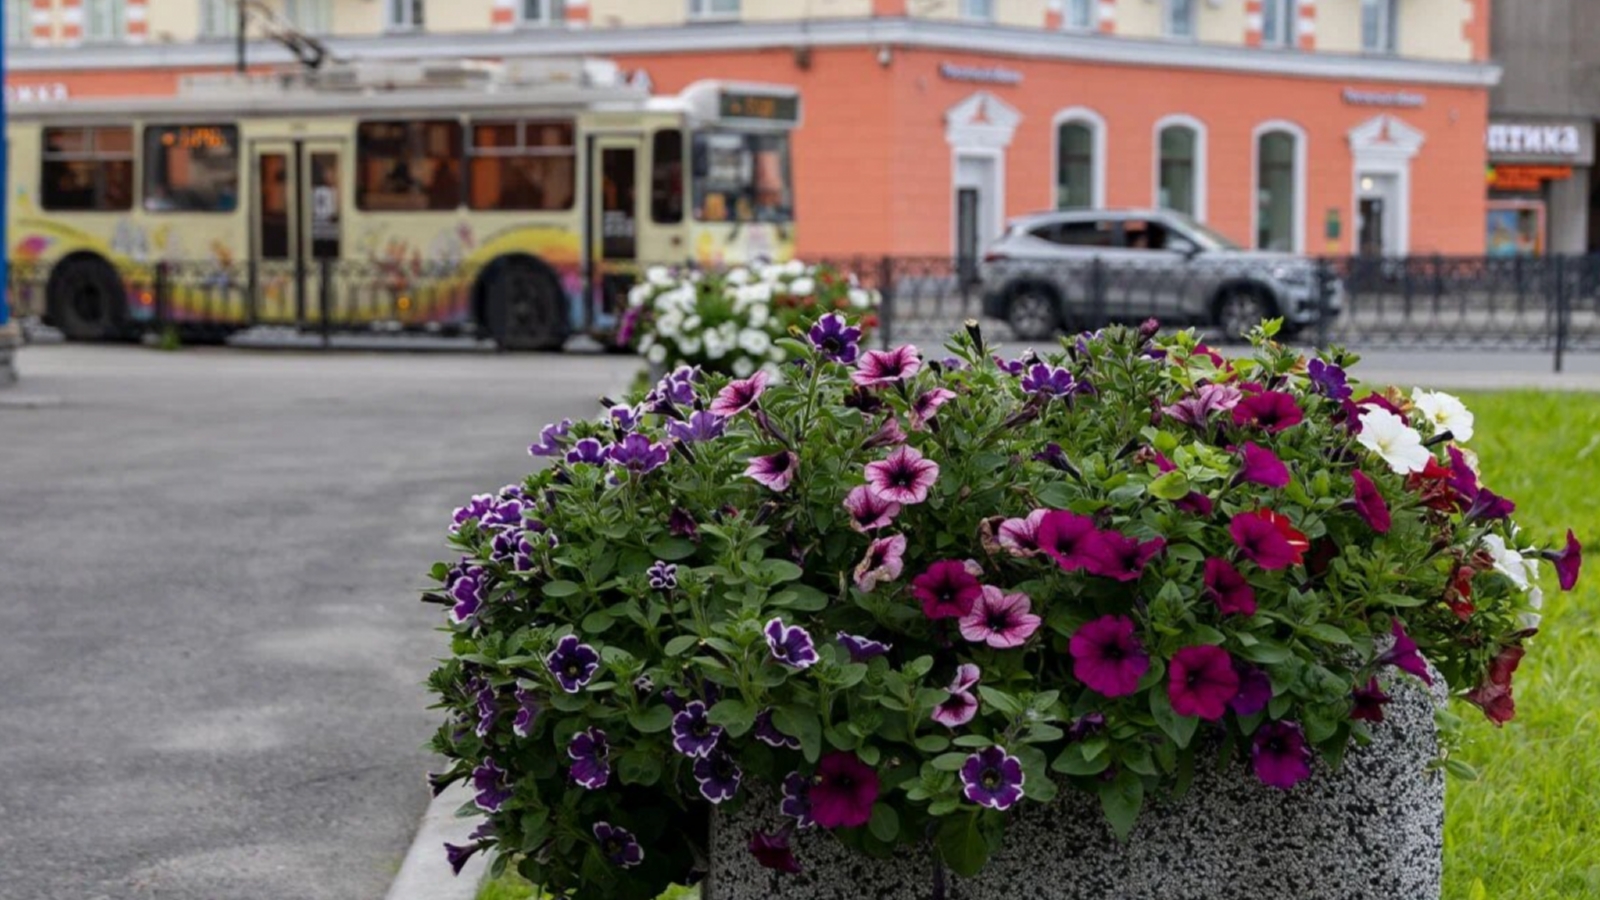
[1, 13, 18, 388]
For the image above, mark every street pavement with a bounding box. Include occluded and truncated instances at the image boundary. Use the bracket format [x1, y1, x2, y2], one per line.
[0, 345, 635, 900]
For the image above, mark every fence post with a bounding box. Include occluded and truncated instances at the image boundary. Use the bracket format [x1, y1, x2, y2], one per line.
[1314, 257, 1333, 349]
[877, 256, 895, 350]
[320, 258, 334, 350]
[154, 262, 171, 331]
[1090, 256, 1107, 329]
[1553, 255, 1569, 374]
[246, 258, 259, 327]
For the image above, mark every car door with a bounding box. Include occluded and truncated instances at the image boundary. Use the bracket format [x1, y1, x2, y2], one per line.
[1095, 218, 1186, 323]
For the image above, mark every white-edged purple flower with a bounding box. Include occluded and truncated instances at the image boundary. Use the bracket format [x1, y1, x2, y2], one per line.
[754, 708, 802, 749]
[837, 631, 892, 663]
[864, 445, 940, 505]
[781, 770, 815, 829]
[670, 700, 724, 758]
[852, 345, 922, 387]
[512, 688, 540, 738]
[959, 746, 1025, 811]
[693, 750, 743, 804]
[711, 370, 771, 417]
[448, 569, 487, 626]
[474, 685, 497, 738]
[997, 509, 1049, 557]
[527, 419, 573, 457]
[546, 635, 601, 693]
[451, 494, 496, 532]
[1020, 363, 1075, 397]
[843, 485, 902, 532]
[568, 727, 611, 790]
[647, 561, 678, 591]
[592, 822, 644, 869]
[909, 388, 958, 431]
[993, 354, 1027, 376]
[609, 405, 643, 433]
[480, 498, 524, 530]
[764, 618, 819, 670]
[444, 826, 493, 875]
[566, 437, 610, 466]
[472, 757, 512, 812]
[853, 534, 907, 592]
[810, 313, 863, 364]
[746, 451, 799, 492]
[666, 410, 727, 444]
[609, 433, 670, 474]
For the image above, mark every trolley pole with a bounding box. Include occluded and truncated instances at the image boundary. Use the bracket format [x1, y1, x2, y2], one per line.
[1, 10, 19, 388]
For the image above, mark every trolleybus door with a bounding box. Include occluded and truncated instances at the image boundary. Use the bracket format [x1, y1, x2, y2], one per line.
[250, 139, 343, 328]
[299, 140, 343, 328]
[586, 134, 645, 332]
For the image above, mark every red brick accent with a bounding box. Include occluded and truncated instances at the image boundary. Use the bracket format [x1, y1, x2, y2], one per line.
[566, 1, 591, 25]
[1097, 0, 1115, 34]
[1463, 0, 1489, 61]
[30, 0, 50, 42]
[874, 0, 908, 15]
[60, 0, 82, 43]
[1297, 2, 1315, 51]
[1245, 0, 1263, 48]
[1045, 10, 1063, 30]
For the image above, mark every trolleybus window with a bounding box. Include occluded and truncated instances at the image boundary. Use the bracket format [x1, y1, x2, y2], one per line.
[651, 128, 685, 224]
[143, 125, 240, 213]
[692, 131, 792, 224]
[356, 120, 464, 211]
[466, 119, 576, 212]
[41, 126, 134, 212]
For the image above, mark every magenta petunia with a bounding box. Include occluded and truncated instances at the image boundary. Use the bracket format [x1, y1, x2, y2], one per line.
[1351, 678, 1393, 723]
[1037, 510, 1104, 573]
[852, 345, 922, 388]
[843, 485, 902, 532]
[1167, 645, 1240, 721]
[1350, 469, 1392, 534]
[1377, 619, 1434, 686]
[1229, 509, 1310, 571]
[710, 369, 771, 417]
[864, 445, 941, 506]
[1231, 390, 1304, 432]
[1069, 615, 1150, 698]
[1085, 532, 1166, 582]
[912, 560, 984, 620]
[1549, 529, 1582, 592]
[1237, 442, 1291, 489]
[1203, 557, 1257, 616]
[1251, 720, 1312, 790]
[997, 509, 1050, 558]
[958, 586, 1042, 649]
[748, 828, 802, 874]
[809, 752, 880, 829]
[861, 414, 908, 450]
[909, 388, 958, 431]
[931, 688, 979, 729]
[854, 534, 907, 592]
[746, 450, 799, 492]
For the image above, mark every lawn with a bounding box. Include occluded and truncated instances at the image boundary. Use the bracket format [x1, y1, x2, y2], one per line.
[479, 389, 1600, 900]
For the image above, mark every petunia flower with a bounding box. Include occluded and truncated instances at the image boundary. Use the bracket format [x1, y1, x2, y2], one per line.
[1412, 388, 1475, 442]
[448, 569, 487, 626]
[958, 586, 1042, 649]
[764, 618, 820, 670]
[593, 822, 644, 869]
[1377, 619, 1434, 686]
[1356, 408, 1430, 474]
[670, 700, 724, 759]
[1085, 532, 1166, 582]
[753, 709, 802, 750]
[809, 312, 863, 364]
[997, 509, 1050, 557]
[1032, 442, 1080, 476]
[1251, 721, 1312, 790]
[1546, 529, 1582, 592]
[666, 410, 727, 444]
[1307, 359, 1352, 401]
[1163, 383, 1243, 427]
[1203, 557, 1257, 616]
[861, 414, 908, 450]
[527, 419, 573, 457]
[909, 388, 958, 430]
[567, 727, 611, 790]
[565, 437, 611, 466]
[1231, 391, 1304, 432]
[959, 746, 1026, 811]
[843, 485, 902, 532]
[710, 370, 772, 417]
[1407, 455, 1460, 511]
[852, 345, 922, 388]
[1229, 509, 1310, 571]
[1037, 510, 1104, 573]
[609, 404, 642, 434]
[780, 771, 816, 829]
[1020, 363, 1076, 397]
[474, 685, 497, 738]
[837, 632, 892, 663]
[911, 560, 984, 620]
[546, 635, 601, 693]
[1237, 442, 1291, 489]
[1350, 678, 1392, 723]
[746, 450, 799, 491]
[472, 757, 512, 812]
[444, 832, 492, 876]
[809, 752, 880, 829]
[1167, 645, 1240, 721]
[931, 688, 979, 729]
[864, 445, 940, 505]
[669, 507, 700, 540]
[512, 688, 541, 738]
[693, 750, 743, 804]
[608, 433, 670, 474]
[1348, 470, 1392, 533]
[1069, 615, 1150, 698]
[748, 828, 802, 874]
[1229, 662, 1273, 716]
[948, 662, 982, 695]
[1464, 644, 1526, 726]
[993, 354, 1027, 376]
[854, 534, 908, 592]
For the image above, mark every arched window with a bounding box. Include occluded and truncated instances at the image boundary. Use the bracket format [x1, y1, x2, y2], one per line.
[1155, 118, 1205, 219]
[1054, 109, 1105, 210]
[1254, 124, 1304, 251]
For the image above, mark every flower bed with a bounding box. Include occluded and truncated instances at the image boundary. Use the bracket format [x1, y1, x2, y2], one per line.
[424, 320, 1581, 899]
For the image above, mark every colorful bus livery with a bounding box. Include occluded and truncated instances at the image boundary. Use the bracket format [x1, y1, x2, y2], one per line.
[5, 59, 801, 348]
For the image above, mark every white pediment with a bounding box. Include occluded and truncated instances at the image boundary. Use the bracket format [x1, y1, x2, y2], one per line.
[1348, 114, 1426, 158]
[946, 91, 1022, 149]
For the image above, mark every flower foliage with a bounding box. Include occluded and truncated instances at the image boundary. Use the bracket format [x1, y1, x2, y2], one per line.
[624, 261, 879, 377]
[424, 321, 1579, 897]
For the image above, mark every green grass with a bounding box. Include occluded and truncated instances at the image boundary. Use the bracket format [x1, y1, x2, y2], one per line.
[476, 872, 698, 900]
[478, 390, 1600, 900]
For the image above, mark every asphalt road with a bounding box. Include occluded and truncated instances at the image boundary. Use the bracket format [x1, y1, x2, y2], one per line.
[0, 345, 635, 900]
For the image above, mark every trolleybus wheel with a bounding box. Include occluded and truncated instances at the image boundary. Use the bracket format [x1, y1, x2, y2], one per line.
[48, 257, 127, 342]
[485, 259, 568, 351]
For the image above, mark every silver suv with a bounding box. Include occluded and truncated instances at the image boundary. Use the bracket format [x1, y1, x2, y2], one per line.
[979, 209, 1342, 341]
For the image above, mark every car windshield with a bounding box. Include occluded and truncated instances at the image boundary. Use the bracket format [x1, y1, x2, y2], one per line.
[1166, 213, 1242, 251]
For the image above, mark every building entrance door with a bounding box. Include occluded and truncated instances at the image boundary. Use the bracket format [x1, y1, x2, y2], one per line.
[1357, 173, 1400, 256]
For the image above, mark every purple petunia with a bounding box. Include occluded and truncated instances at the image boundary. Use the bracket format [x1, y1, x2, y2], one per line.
[909, 388, 958, 431]
[566, 438, 610, 466]
[546, 635, 602, 694]
[1351, 678, 1393, 722]
[451, 494, 496, 532]
[959, 745, 1026, 811]
[609, 433, 670, 474]
[993, 354, 1027, 376]
[810, 313, 863, 364]
[670, 700, 724, 758]
[809, 752, 880, 829]
[997, 509, 1049, 557]
[1085, 531, 1166, 582]
[1168, 645, 1240, 721]
[472, 757, 512, 813]
[1162, 383, 1243, 426]
[958, 586, 1042, 649]
[852, 345, 922, 388]
[512, 688, 540, 738]
[609, 404, 642, 433]
[754, 709, 802, 750]
[711, 370, 772, 417]
[931, 663, 983, 728]
[1020, 363, 1076, 397]
[1377, 619, 1434, 686]
[749, 828, 803, 874]
[746, 450, 799, 492]
[1252, 720, 1312, 790]
[1229, 662, 1273, 716]
[527, 419, 573, 457]
[444, 827, 493, 876]
[593, 821, 644, 868]
[912, 560, 984, 620]
[854, 534, 907, 593]
[647, 561, 679, 591]
[1308, 359, 1353, 401]
[693, 750, 743, 804]
[843, 485, 902, 532]
[838, 631, 892, 663]
[1350, 470, 1392, 533]
[474, 685, 497, 738]
[861, 414, 908, 450]
[781, 770, 816, 829]
[765, 618, 820, 670]
[1548, 529, 1582, 592]
[864, 445, 941, 505]
[1232, 391, 1304, 432]
[1237, 442, 1291, 489]
[448, 569, 487, 626]
[666, 410, 727, 444]
[1033, 442, 1079, 475]
[568, 727, 611, 790]
[1070, 615, 1150, 698]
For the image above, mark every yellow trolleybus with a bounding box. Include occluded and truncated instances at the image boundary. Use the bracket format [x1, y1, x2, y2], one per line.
[5, 58, 801, 348]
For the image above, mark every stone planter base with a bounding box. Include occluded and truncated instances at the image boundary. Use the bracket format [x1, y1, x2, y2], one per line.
[710, 678, 1444, 900]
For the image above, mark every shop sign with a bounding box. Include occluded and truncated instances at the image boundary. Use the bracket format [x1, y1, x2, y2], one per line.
[1487, 124, 1582, 157]
[1342, 88, 1425, 108]
[1489, 164, 1573, 192]
[4, 83, 70, 104]
[939, 63, 1023, 86]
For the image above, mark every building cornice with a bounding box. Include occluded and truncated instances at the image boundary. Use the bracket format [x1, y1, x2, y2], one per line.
[5, 18, 1502, 88]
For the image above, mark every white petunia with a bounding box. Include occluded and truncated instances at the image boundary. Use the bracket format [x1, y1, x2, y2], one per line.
[849, 288, 875, 309]
[789, 277, 815, 297]
[646, 344, 668, 364]
[678, 335, 702, 356]
[783, 260, 806, 276]
[732, 357, 756, 378]
[628, 284, 652, 308]
[1356, 408, 1431, 474]
[682, 315, 702, 334]
[1481, 534, 1531, 591]
[1520, 584, 1545, 632]
[646, 266, 673, 286]
[757, 264, 785, 284]
[703, 333, 728, 360]
[726, 267, 752, 286]
[1412, 389, 1475, 442]
[735, 283, 773, 306]
[747, 304, 770, 329]
[638, 335, 656, 354]
[738, 328, 772, 356]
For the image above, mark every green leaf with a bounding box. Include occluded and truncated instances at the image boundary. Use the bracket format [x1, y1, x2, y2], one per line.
[1304, 623, 1353, 645]
[976, 686, 1024, 716]
[773, 584, 830, 612]
[1148, 470, 1191, 501]
[868, 803, 900, 842]
[1080, 738, 1108, 761]
[647, 537, 698, 561]
[760, 559, 805, 584]
[1150, 687, 1199, 749]
[709, 699, 758, 736]
[627, 704, 674, 734]
[914, 734, 950, 753]
[1376, 592, 1428, 608]
[1444, 758, 1481, 781]
[542, 580, 582, 598]
[931, 752, 969, 772]
[1234, 640, 1293, 664]
[664, 634, 701, 657]
[1035, 483, 1076, 509]
[952, 734, 993, 748]
[773, 707, 823, 762]
[580, 611, 615, 634]
[1051, 742, 1111, 776]
[937, 814, 992, 878]
[617, 749, 662, 786]
[1098, 769, 1145, 841]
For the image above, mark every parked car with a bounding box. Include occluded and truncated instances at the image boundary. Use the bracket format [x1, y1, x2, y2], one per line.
[979, 209, 1342, 341]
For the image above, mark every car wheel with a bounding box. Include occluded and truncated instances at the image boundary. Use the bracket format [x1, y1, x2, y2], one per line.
[486, 260, 567, 352]
[1214, 287, 1274, 344]
[48, 257, 126, 342]
[1007, 289, 1060, 341]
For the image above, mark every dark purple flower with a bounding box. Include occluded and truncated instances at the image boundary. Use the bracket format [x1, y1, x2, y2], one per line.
[647, 561, 678, 591]
[527, 419, 573, 457]
[565, 438, 610, 466]
[512, 688, 540, 738]
[838, 631, 892, 663]
[671, 700, 724, 758]
[754, 709, 801, 750]
[1021, 363, 1076, 397]
[749, 828, 802, 874]
[568, 727, 611, 790]
[1204, 557, 1257, 616]
[444, 837, 490, 876]
[1307, 359, 1352, 401]
[1349, 469, 1392, 534]
[765, 618, 820, 670]
[609, 433, 670, 474]
[1070, 615, 1150, 698]
[1230, 509, 1310, 571]
[1033, 442, 1080, 476]
[861, 414, 908, 450]
[1466, 487, 1516, 523]
[1237, 442, 1291, 489]
[843, 485, 902, 532]
[746, 450, 799, 492]
[1085, 532, 1166, 582]
[592, 821, 644, 868]
[693, 750, 743, 804]
[852, 345, 922, 387]
[1231, 391, 1304, 432]
[1465, 644, 1525, 725]
[669, 507, 699, 540]
[609, 404, 642, 433]
[911, 560, 984, 620]
[1377, 620, 1434, 686]
[864, 445, 940, 505]
[666, 410, 727, 444]
[1351, 678, 1393, 722]
[781, 770, 816, 828]
[959, 745, 1026, 811]
[810, 752, 880, 829]
[710, 370, 771, 417]
[1229, 663, 1273, 716]
[451, 494, 496, 532]
[1067, 712, 1107, 742]
[1548, 529, 1582, 592]
[472, 757, 512, 812]
[959, 586, 1042, 649]
[448, 569, 487, 626]
[474, 685, 497, 738]
[993, 354, 1026, 376]
[810, 313, 863, 364]
[1162, 383, 1242, 426]
[546, 635, 601, 693]
[1038, 510, 1103, 573]
[909, 388, 958, 431]
[480, 498, 524, 530]
[1252, 721, 1312, 789]
[1168, 645, 1240, 721]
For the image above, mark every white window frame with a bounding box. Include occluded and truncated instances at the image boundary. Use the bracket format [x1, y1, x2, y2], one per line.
[519, 0, 565, 25]
[1260, 0, 1295, 47]
[1152, 114, 1207, 222]
[1051, 107, 1107, 211]
[1063, 0, 1094, 30]
[6, 0, 30, 46]
[198, 0, 237, 39]
[960, 0, 995, 21]
[1164, 0, 1196, 40]
[83, 0, 127, 42]
[1362, 0, 1398, 54]
[688, 0, 740, 20]
[387, 0, 424, 31]
[1250, 120, 1307, 253]
[284, 0, 333, 34]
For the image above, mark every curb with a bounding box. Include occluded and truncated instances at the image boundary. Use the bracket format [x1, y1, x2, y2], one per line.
[384, 784, 490, 900]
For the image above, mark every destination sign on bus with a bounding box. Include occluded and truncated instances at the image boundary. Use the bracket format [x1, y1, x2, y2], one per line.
[159, 126, 235, 151]
[718, 91, 799, 125]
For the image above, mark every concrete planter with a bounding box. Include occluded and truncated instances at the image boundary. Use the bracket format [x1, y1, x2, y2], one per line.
[708, 676, 1444, 900]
